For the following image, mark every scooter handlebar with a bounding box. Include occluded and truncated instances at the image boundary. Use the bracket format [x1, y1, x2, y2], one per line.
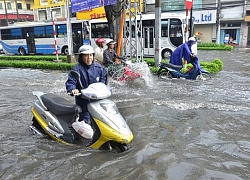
[68, 92, 81, 96]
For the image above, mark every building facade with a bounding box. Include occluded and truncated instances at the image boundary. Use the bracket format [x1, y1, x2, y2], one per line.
[32, 0, 67, 21]
[219, 0, 246, 47]
[0, 0, 34, 26]
[145, 0, 250, 47]
[5, 0, 249, 47]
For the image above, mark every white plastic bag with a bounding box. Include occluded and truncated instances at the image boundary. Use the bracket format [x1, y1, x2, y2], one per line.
[72, 121, 93, 139]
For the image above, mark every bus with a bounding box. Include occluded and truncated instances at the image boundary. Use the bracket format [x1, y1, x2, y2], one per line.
[89, 12, 186, 58]
[0, 20, 90, 55]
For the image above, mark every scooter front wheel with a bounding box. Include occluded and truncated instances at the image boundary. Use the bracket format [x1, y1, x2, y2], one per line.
[112, 143, 129, 153]
[101, 141, 129, 153]
[158, 70, 172, 80]
[196, 73, 211, 80]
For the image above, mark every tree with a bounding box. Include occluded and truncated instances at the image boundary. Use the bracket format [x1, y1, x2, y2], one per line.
[104, 1, 124, 40]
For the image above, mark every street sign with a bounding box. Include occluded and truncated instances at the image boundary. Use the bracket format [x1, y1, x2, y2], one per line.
[185, 0, 193, 10]
[71, 0, 116, 13]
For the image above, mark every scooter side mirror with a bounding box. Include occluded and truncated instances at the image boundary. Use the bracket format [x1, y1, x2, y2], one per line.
[70, 70, 84, 89]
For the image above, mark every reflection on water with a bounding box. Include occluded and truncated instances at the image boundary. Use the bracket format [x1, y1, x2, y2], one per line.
[0, 49, 250, 180]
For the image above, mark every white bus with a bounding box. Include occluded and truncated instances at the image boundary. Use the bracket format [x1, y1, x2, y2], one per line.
[89, 12, 186, 58]
[0, 21, 90, 55]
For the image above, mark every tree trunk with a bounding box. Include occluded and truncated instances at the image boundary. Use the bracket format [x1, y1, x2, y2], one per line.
[104, 5, 115, 39]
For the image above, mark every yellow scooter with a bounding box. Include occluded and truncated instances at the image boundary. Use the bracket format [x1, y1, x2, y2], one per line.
[30, 71, 133, 153]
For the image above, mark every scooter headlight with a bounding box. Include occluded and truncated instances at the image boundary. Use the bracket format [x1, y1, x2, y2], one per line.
[100, 102, 118, 115]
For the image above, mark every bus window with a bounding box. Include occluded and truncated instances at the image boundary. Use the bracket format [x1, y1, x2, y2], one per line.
[1, 29, 11, 40]
[169, 19, 183, 47]
[11, 28, 23, 39]
[34, 26, 45, 38]
[91, 22, 109, 38]
[45, 25, 53, 38]
[125, 22, 137, 38]
[142, 20, 154, 26]
[161, 19, 168, 37]
[170, 19, 182, 37]
[57, 25, 67, 37]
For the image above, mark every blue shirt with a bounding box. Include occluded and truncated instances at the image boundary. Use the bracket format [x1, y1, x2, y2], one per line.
[65, 60, 107, 122]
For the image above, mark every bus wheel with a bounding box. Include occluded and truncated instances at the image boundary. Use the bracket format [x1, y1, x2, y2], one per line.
[62, 46, 69, 55]
[162, 49, 172, 59]
[18, 47, 26, 55]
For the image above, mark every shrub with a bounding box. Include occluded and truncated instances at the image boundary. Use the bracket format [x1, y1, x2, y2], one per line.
[0, 56, 223, 74]
[211, 58, 223, 70]
[0, 60, 74, 70]
[198, 43, 233, 51]
[0, 55, 67, 62]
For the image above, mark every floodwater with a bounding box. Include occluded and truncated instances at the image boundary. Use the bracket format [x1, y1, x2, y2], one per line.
[1, 48, 250, 180]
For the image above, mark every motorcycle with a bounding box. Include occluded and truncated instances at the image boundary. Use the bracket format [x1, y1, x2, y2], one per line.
[30, 70, 133, 153]
[157, 56, 211, 80]
[107, 58, 142, 82]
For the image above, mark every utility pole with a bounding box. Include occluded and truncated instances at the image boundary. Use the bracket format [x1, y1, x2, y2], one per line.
[104, 5, 115, 39]
[189, 7, 193, 37]
[14, 0, 20, 21]
[114, 1, 123, 53]
[3, 0, 8, 25]
[123, 0, 143, 62]
[184, 0, 193, 41]
[116, 8, 125, 58]
[66, 0, 75, 63]
[216, 0, 221, 44]
[154, 0, 161, 66]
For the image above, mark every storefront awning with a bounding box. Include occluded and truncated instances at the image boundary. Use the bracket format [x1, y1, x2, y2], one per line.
[0, 14, 34, 20]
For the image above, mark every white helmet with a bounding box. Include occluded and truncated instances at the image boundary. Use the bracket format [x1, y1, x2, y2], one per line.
[188, 37, 196, 42]
[106, 39, 116, 46]
[78, 45, 94, 54]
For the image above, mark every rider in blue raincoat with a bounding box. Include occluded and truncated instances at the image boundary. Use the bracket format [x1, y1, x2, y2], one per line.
[170, 37, 197, 66]
[65, 45, 107, 124]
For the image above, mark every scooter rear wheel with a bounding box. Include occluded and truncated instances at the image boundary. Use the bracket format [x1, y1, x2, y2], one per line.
[196, 73, 211, 80]
[158, 70, 172, 80]
[30, 117, 46, 135]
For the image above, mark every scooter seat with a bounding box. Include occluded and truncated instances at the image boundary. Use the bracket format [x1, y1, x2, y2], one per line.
[162, 63, 182, 69]
[41, 93, 82, 115]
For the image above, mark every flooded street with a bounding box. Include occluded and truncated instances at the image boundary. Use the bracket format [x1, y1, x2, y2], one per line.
[1, 48, 250, 180]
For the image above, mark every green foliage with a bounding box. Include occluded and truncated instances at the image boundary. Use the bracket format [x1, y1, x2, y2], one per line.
[0, 60, 74, 70]
[179, 59, 223, 74]
[144, 58, 169, 66]
[0, 56, 223, 75]
[200, 58, 223, 73]
[149, 66, 159, 75]
[0, 55, 67, 61]
[147, 58, 223, 74]
[211, 58, 223, 70]
[197, 43, 233, 51]
[144, 58, 156, 66]
[201, 62, 219, 73]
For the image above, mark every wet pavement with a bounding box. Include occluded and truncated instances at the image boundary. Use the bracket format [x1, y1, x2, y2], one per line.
[0, 48, 250, 180]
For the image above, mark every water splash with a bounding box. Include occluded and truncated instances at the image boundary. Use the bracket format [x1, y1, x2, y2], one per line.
[108, 61, 154, 89]
[129, 61, 154, 87]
